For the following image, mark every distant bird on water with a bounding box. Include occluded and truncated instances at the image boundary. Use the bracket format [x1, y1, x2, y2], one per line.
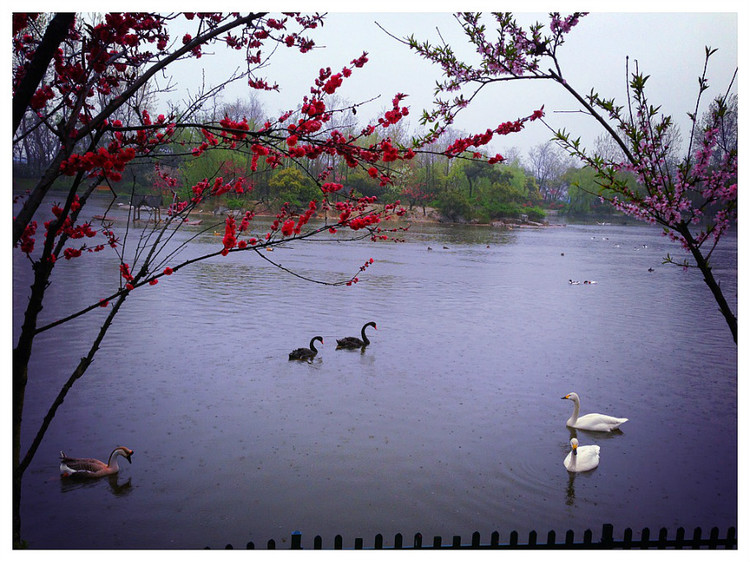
[337, 322, 377, 350]
[289, 336, 323, 361]
[60, 446, 133, 478]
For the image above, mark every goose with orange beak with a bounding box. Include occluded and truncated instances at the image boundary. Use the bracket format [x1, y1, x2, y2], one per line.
[60, 446, 133, 478]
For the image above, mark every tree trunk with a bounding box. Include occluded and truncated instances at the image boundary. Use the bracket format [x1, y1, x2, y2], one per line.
[13, 259, 53, 546]
[12, 13, 75, 134]
[681, 226, 737, 343]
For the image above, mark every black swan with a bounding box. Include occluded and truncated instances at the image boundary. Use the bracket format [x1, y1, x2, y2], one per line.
[289, 336, 323, 361]
[336, 322, 377, 350]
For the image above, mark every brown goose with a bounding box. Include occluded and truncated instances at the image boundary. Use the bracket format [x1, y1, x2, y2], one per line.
[59, 446, 133, 478]
[289, 336, 323, 361]
[336, 321, 377, 350]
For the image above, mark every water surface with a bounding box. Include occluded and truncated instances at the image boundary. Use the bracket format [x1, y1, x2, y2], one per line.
[13, 199, 737, 548]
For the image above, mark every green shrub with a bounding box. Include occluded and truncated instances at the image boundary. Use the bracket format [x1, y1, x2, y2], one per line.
[225, 198, 245, 210]
[525, 206, 546, 222]
[435, 190, 473, 222]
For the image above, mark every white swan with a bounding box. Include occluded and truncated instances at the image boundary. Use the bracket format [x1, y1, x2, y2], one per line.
[561, 392, 628, 432]
[563, 438, 600, 472]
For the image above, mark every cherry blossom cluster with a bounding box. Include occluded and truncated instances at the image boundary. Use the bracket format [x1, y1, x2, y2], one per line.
[407, 12, 585, 148]
[444, 110, 544, 158]
[13, 12, 531, 305]
[582, 68, 737, 255]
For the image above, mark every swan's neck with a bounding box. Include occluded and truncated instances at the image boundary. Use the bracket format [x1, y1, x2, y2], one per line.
[107, 450, 122, 469]
[309, 339, 319, 352]
[361, 326, 370, 345]
[569, 398, 580, 422]
[570, 449, 577, 466]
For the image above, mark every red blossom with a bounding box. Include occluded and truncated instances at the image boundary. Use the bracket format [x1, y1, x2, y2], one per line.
[351, 52, 368, 67]
[120, 263, 134, 282]
[63, 247, 82, 260]
[221, 216, 237, 255]
[18, 221, 37, 254]
[321, 182, 344, 193]
[281, 219, 295, 237]
[322, 73, 343, 94]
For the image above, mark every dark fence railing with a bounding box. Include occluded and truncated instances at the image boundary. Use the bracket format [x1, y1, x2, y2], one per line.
[214, 523, 737, 550]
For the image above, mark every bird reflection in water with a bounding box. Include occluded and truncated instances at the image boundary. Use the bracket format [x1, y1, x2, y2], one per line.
[565, 428, 579, 505]
[60, 473, 133, 496]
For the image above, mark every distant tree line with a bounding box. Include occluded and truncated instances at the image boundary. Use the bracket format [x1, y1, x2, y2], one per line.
[14, 72, 736, 225]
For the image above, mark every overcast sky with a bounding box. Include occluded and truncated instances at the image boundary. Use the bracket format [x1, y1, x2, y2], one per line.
[159, 4, 741, 162]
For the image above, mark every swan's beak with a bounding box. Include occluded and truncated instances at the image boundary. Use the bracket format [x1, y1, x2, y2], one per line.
[572, 443, 578, 455]
[126, 451, 133, 463]
[561, 395, 569, 400]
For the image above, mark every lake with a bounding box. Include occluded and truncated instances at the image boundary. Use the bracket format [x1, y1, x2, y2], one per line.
[13, 197, 737, 548]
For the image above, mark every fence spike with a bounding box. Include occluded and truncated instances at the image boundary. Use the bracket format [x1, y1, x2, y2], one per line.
[692, 527, 702, 550]
[291, 531, 302, 550]
[375, 534, 383, 549]
[314, 535, 322, 550]
[640, 527, 650, 549]
[623, 528, 633, 549]
[490, 531, 500, 547]
[472, 531, 481, 548]
[709, 527, 719, 549]
[414, 532, 423, 548]
[726, 527, 736, 549]
[601, 523, 614, 547]
[394, 533, 403, 549]
[674, 527, 685, 549]
[452, 535, 462, 548]
[565, 529, 575, 547]
[354, 537, 363, 549]
[334, 534, 343, 550]
[433, 535, 442, 548]
[658, 527, 668, 549]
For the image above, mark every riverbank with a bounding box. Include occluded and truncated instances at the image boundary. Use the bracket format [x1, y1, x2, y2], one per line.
[200, 201, 564, 230]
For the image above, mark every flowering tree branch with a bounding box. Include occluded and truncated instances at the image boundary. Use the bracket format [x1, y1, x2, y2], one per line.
[11, 11, 539, 545]
[405, 12, 737, 342]
[10, 12, 399, 545]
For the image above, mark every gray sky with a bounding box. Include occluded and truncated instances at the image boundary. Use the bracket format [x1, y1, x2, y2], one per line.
[161, 5, 740, 161]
